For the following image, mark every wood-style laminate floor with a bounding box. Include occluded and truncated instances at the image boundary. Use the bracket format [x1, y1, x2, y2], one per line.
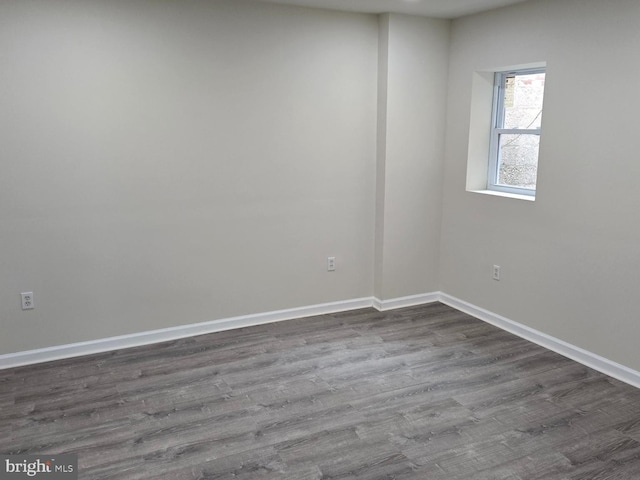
[2, 302, 640, 479]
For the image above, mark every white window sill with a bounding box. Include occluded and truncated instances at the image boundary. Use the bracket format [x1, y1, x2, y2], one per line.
[468, 189, 535, 201]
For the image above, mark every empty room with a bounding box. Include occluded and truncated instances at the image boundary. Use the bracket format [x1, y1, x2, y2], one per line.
[2, 0, 640, 478]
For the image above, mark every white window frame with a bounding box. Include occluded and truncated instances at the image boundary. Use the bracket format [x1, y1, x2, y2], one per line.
[488, 67, 545, 196]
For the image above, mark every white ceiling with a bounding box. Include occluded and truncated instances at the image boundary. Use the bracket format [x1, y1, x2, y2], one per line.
[253, 0, 531, 19]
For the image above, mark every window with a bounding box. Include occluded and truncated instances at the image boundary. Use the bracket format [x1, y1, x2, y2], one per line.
[488, 68, 546, 196]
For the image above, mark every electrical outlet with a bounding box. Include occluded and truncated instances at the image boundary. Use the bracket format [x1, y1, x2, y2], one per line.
[21, 292, 35, 310]
[492, 265, 501, 281]
[327, 256, 336, 272]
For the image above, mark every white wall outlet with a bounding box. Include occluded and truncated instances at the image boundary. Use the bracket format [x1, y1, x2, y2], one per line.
[21, 292, 35, 310]
[492, 265, 501, 281]
[327, 256, 336, 272]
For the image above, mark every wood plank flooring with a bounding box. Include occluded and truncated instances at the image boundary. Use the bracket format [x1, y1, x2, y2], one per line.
[2, 302, 640, 479]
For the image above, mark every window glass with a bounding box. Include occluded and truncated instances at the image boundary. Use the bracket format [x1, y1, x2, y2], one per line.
[497, 134, 540, 190]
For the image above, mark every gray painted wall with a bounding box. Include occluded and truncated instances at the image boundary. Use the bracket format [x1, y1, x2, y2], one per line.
[441, 0, 640, 370]
[375, 14, 449, 300]
[0, 0, 382, 353]
[4, 0, 639, 378]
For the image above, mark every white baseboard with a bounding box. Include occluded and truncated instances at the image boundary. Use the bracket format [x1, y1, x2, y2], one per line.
[439, 292, 640, 390]
[373, 292, 440, 311]
[3, 291, 640, 391]
[0, 297, 374, 370]
[0, 292, 441, 370]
